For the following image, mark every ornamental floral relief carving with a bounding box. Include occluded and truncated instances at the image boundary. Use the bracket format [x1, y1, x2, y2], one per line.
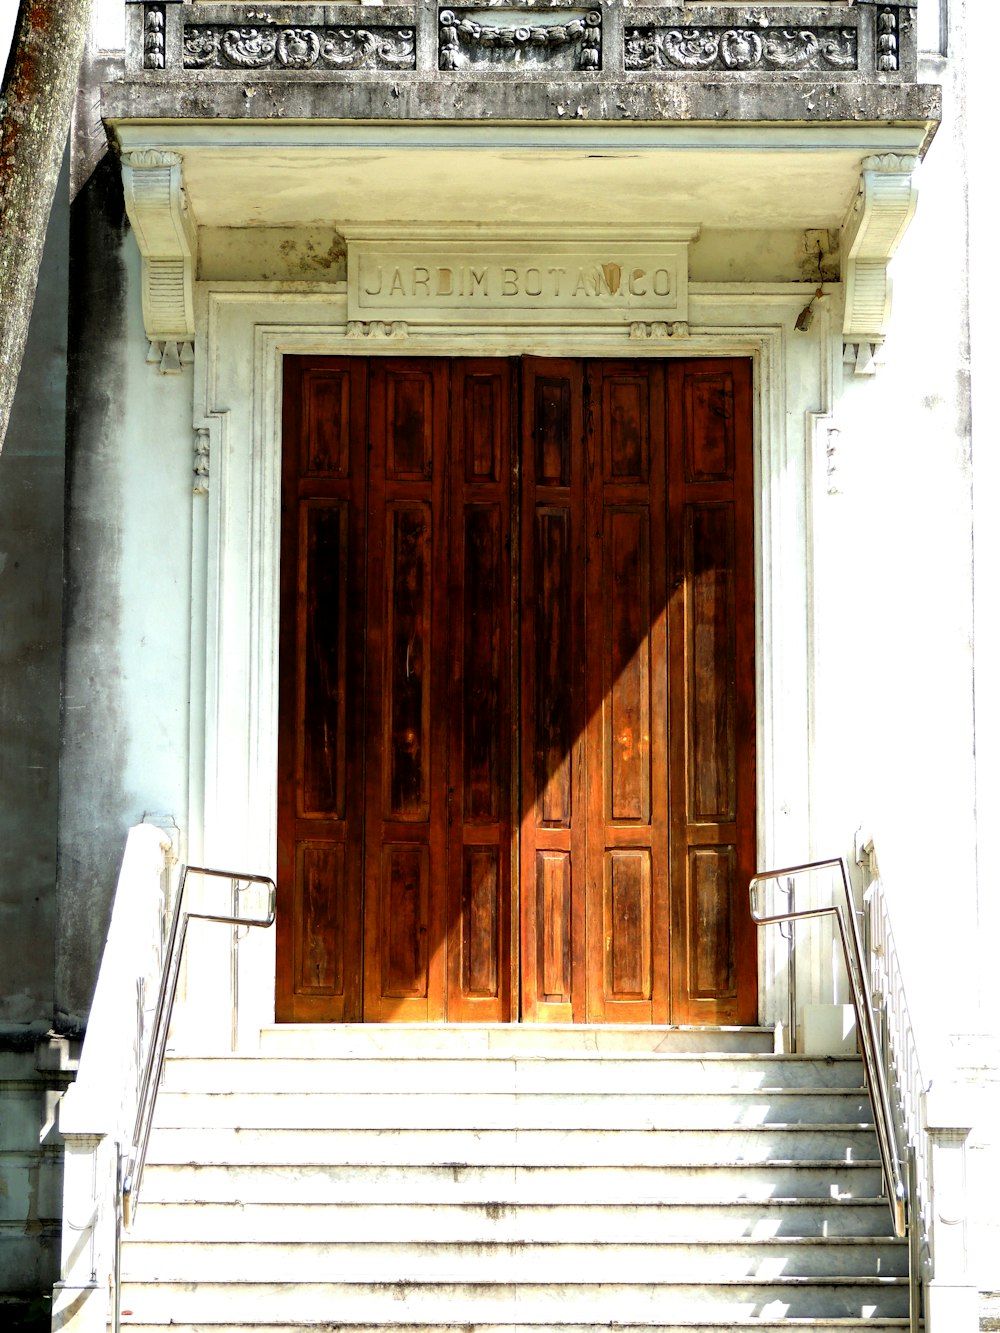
[624, 24, 857, 73]
[183, 24, 416, 71]
[440, 9, 601, 72]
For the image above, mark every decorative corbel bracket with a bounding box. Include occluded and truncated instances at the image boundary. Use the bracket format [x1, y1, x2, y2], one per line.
[120, 149, 198, 374]
[841, 153, 918, 375]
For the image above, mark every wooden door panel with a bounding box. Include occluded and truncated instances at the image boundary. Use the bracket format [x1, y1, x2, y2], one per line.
[298, 500, 349, 818]
[685, 503, 737, 824]
[604, 507, 651, 825]
[605, 849, 652, 1000]
[294, 842, 346, 997]
[535, 850, 573, 1004]
[668, 359, 756, 1025]
[683, 370, 735, 483]
[380, 844, 430, 997]
[461, 847, 500, 999]
[383, 503, 433, 821]
[534, 508, 575, 827]
[447, 361, 512, 1021]
[521, 359, 587, 1022]
[685, 844, 736, 1000]
[461, 502, 504, 822]
[301, 366, 352, 476]
[602, 371, 650, 483]
[277, 358, 368, 1022]
[364, 360, 449, 1021]
[585, 362, 670, 1024]
[385, 371, 436, 480]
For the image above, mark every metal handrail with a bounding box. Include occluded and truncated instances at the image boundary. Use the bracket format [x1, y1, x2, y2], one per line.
[112, 864, 275, 1333]
[124, 864, 276, 1222]
[749, 857, 907, 1240]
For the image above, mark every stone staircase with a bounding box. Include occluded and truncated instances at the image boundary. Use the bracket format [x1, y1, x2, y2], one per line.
[117, 1025, 914, 1332]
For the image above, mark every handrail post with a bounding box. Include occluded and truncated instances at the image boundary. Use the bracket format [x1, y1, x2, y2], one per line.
[749, 858, 907, 1237]
[922, 1083, 977, 1332]
[50, 1128, 117, 1333]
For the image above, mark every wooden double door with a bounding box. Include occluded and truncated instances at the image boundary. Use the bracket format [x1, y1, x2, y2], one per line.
[277, 355, 756, 1025]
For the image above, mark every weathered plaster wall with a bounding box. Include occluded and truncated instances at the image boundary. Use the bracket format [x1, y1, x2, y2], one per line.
[811, 60, 976, 1050]
[56, 156, 193, 1030]
[195, 224, 819, 285]
[0, 163, 68, 1039]
[807, 0, 998, 1303]
[0, 160, 70, 1326]
[960, 0, 1000, 1308]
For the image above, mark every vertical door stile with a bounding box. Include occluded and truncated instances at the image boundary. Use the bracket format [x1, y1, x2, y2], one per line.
[445, 360, 513, 1021]
[584, 362, 669, 1023]
[666, 358, 757, 1025]
[520, 357, 587, 1023]
[277, 357, 368, 1022]
[509, 361, 522, 1021]
[363, 359, 450, 1021]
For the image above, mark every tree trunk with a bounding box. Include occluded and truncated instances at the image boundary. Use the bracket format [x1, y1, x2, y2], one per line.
[0, 0, 95, 454]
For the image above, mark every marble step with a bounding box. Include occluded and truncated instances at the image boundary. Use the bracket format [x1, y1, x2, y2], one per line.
[138, 1159, 886, 1205]
[152, 1088, 873, 1130]
[120, 1236, 909, 1282]
[114, 1277, 912, 1322]
[257, 1023, 778, 1057]
[127, 1197, 899, 1243]
[144, 1124, 878, 1167]
[160, 1055, 865, 1094]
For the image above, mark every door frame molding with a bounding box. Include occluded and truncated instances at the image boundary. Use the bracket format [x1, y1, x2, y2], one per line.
[186, 281, 838, 1046]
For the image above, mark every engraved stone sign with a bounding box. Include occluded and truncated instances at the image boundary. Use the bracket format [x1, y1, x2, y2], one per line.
[346, 236, 693, 326]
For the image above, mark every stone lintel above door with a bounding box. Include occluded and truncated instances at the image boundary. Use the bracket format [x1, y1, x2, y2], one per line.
[341, 226, 699, 329]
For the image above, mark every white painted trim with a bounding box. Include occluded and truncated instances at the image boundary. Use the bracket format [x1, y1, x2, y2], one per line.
[190, 281, 826, 1038]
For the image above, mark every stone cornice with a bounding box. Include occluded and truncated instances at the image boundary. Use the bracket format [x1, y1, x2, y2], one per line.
[103, 80, 941, 136]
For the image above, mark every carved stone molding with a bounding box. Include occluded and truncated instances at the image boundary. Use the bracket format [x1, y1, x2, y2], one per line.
[194, 426, 211, 494]
[629, 320, 689, 340]
[183, 24, 416, 71]
[144, 5, 166, 69]
[624, 24, 857, 73]
[841, 152, 918, 373]
[876, 6, 900, 72]
[121, 149, 198, 361]
[346, 320, 409, 339]
[440, 9, 600, 71]
[146, 339, 195, 375]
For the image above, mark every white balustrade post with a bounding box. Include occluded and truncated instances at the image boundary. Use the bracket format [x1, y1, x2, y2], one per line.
[50, 1122, 116, 1333]
[922, 1083, 978, 1332]
[51, 823, 174, 1333]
